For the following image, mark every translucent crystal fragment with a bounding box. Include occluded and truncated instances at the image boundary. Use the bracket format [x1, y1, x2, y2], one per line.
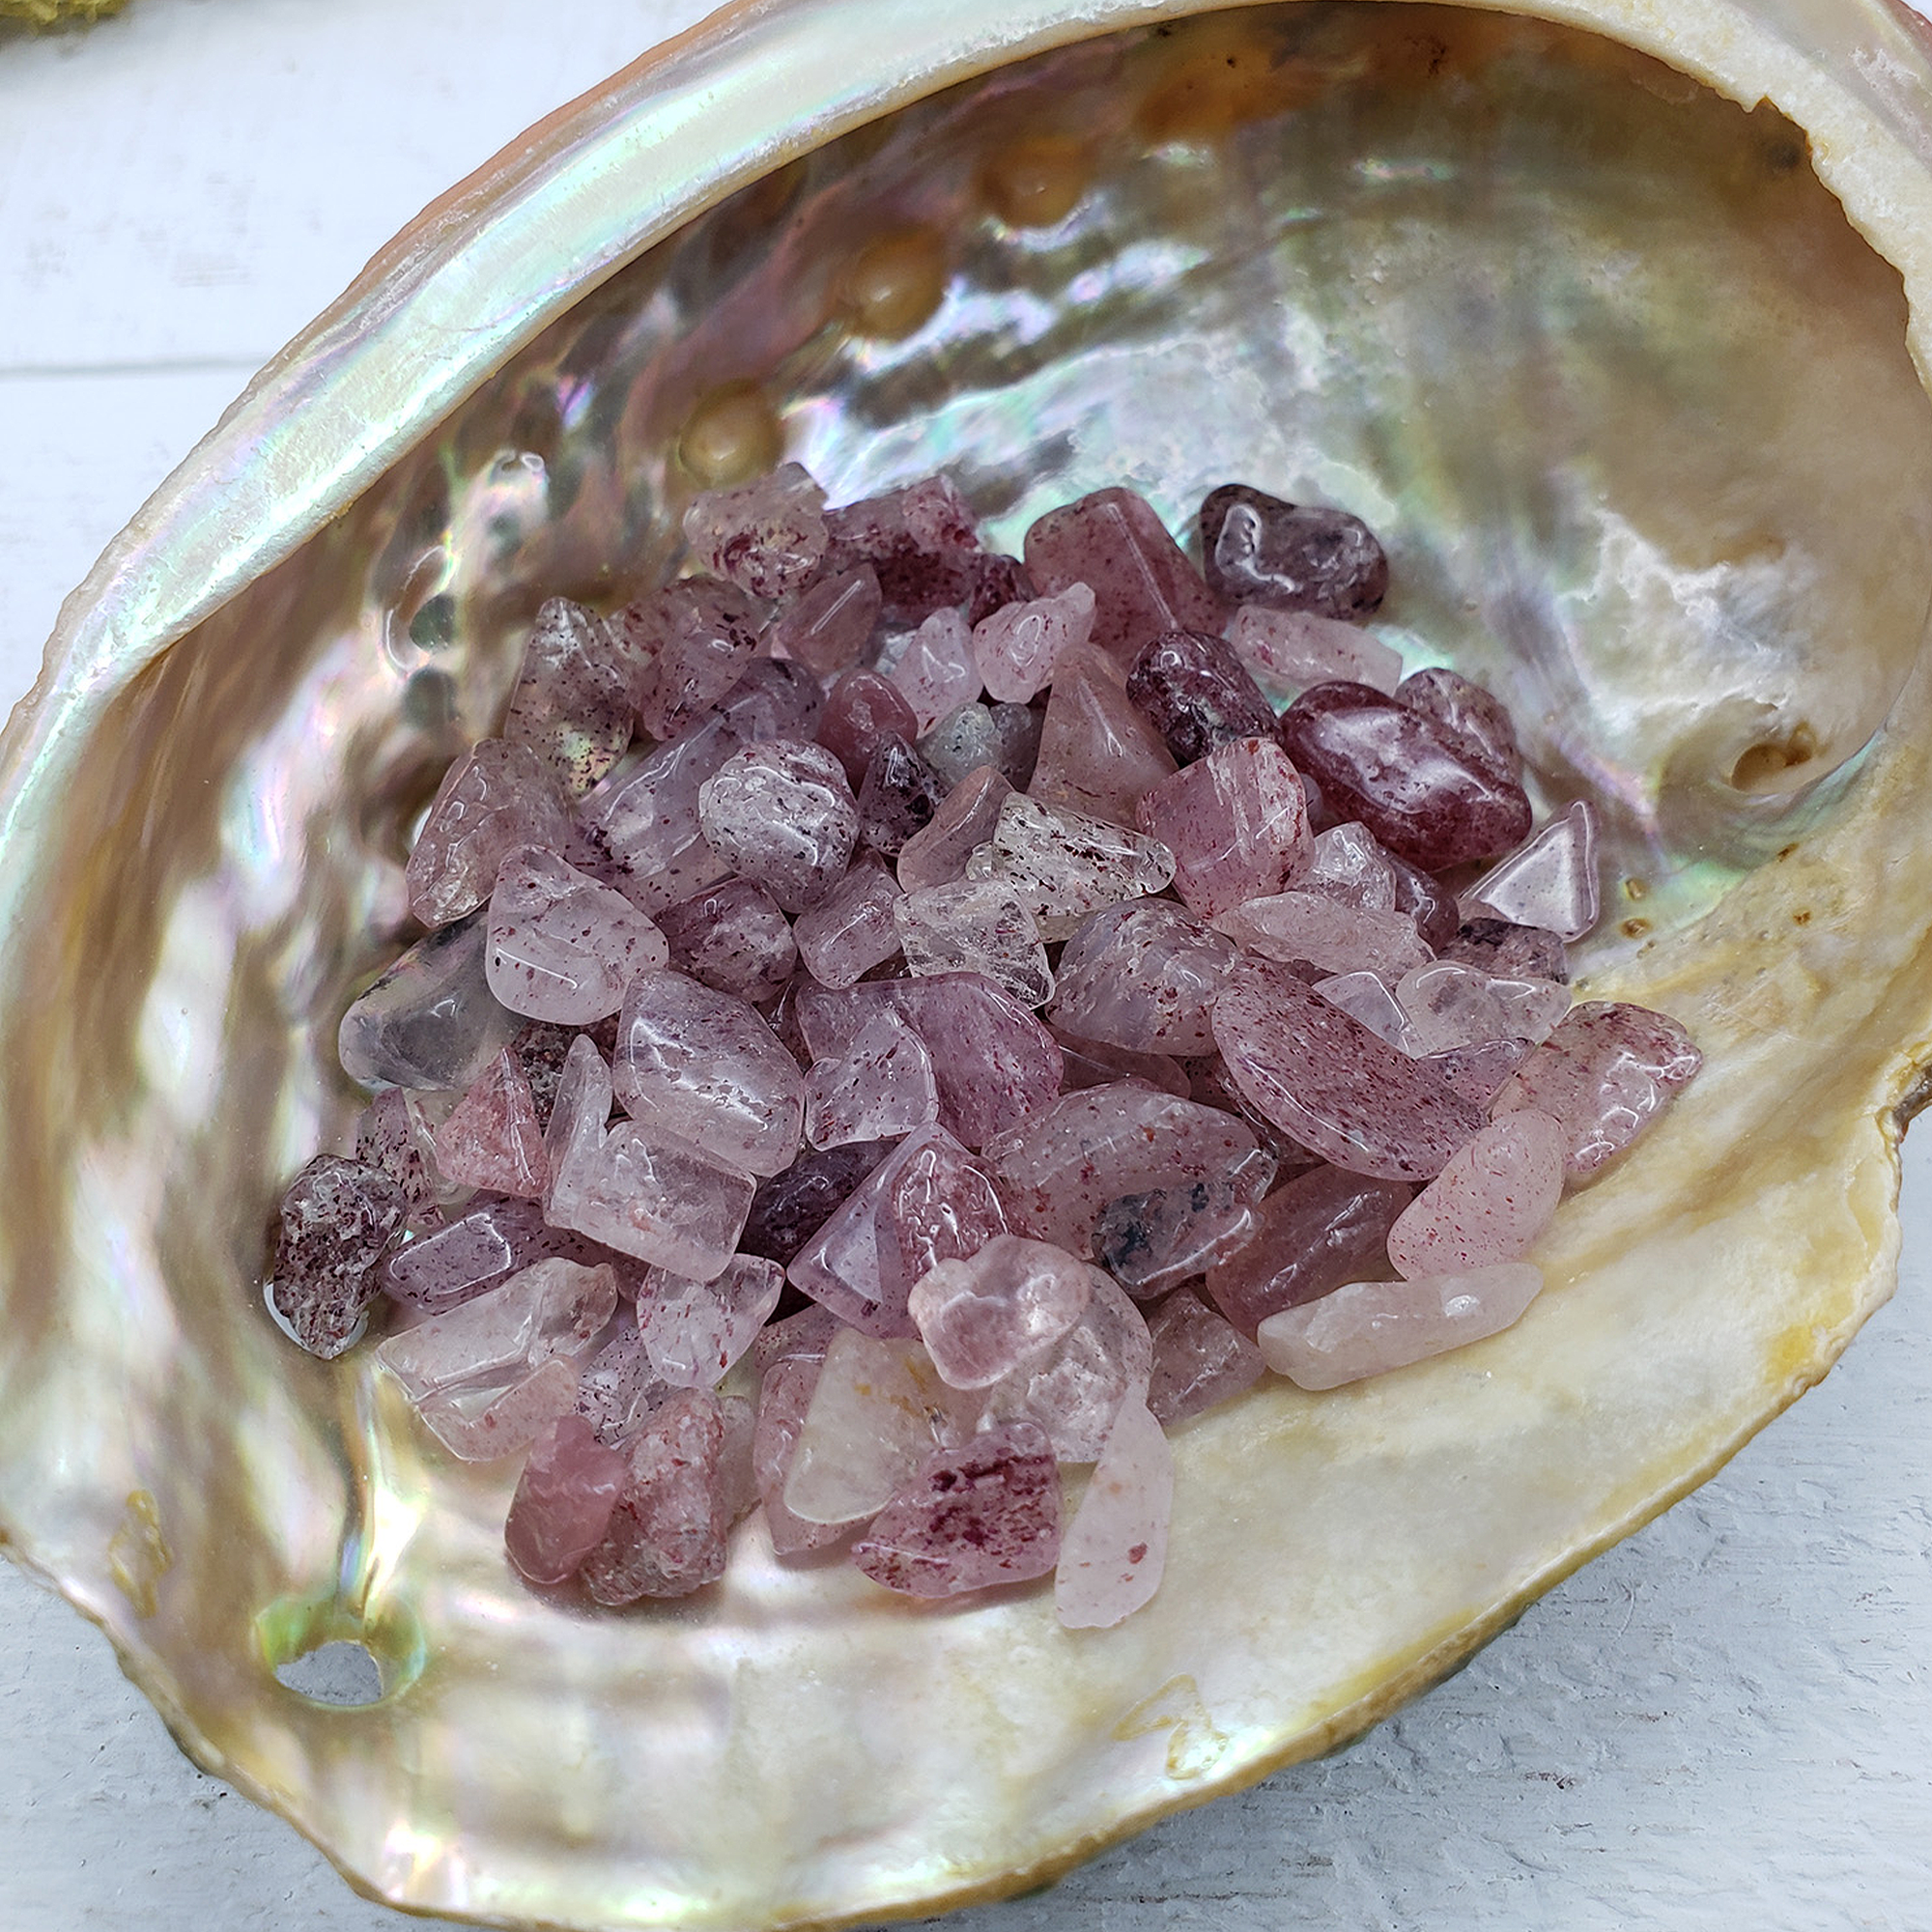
[1144, 1292, 1264, 1426]
[853, 1422, 1063, 1599]
[382, 1195, 627, 1312]
[1395, 960, 1570, 1056]
[786, 1123, 1003, 1336]
[895, 765, 1012, 891]
[548, 1120, 754, 1281]
[1136, 735, 1312, 917]
[1421, 1037, 1534, 1107]
[635, 1253, 785, 1388]
[581, 1388, 732, 1603]
[698, 739, 859, 913]
[434, 1047, 550, 1200]
[791, 853, 903, 988]
[1214, 890, 1433, 980]
[983, 1081, 1268, 1256]
[1053, 1396, 1172, 1629]
[1199, 483, 1388, 620]
[269, 1155, 407, 1358]
[1212, 954, 1486, 1180]
[921, 698, 1043, 790]
[1396, 667, 1524, 783]
[1028, 641, 1179, 826]
[1278, 682, 1533, 869]
[794, 973, 1063, 1148]
[750, 1301, 844, 1378]
[502, 597, 634, 798]
[1025, 486, 1224, 665]
[818, 669, 922, 786]
[803, 1009, 939, 1148]
[1492, 1001, 1703, 1179]
[1387, 1110, 1566, 1279]
[574, 1311, 668, 1446]
[405, 739, 570, 927]
[1257, 1263, 1545, 1389]
[376, 1256, 617, 1403]
[509, 1021, 576, 1131]
[682, 461, 828, 601]
[1463, 800, 1601, 943]
[1094, 1178, 1260, 1299]
[894, 877, 1052, 1008]
[611, 969, 804, 1178]
[1312, 971, 1412, 1050]
[1125, 629, 1277, 767]
[978, 1270, 1153, 1461]
[887, 607, 981, 733]
[753, 1355, 851, 1555]
[1224, 603, 1402, 698]
[655, 876, 797, 1006]
[339, 912, 520, 1092]
[972, 581, 1095, 702]
[907, 1233, 1094, 1388]
[740, 1143, 893, 1265]
[857, 733, 948, 857]
[767, 563, 881, 674]
[967, 792, 1176, 940]
[1300, 821, 1397, 911]
[1388, 850, 1463, 951]
[354, 1088, 445, 1220]
[1442, 916, 1572, 985]
[541, 1033, 613, 1212]
[504, 1414, 629, 1585]
[783, 1330, 948, 1524]
[484, 846, 667, 1024]
[822, 473, 980, 621]
[574, 717, 735, 913]
[415, 1356, 584, 1463]
[1048, 900, 1234, 1055]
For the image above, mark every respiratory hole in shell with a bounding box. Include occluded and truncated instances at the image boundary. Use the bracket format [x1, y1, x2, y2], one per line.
[273, 1639, 386, 1708]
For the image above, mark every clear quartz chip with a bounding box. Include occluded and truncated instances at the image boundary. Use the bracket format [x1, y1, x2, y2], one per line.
[485, 846, 668, 1024]
[966, 792, 1176, 940]
[894, 877, 1053, 1008]
[1463, 799, 1602, 943]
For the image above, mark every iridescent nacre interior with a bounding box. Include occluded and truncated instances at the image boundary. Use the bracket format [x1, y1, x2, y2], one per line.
[7, 5, 1932, 1928]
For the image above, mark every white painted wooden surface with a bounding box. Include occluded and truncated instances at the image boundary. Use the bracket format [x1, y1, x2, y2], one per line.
[1, 3, 1928, 1927]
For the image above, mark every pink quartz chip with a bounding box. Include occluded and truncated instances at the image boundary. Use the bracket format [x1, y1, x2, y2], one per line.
[269, 1155, 408, 1359]
[817, 669, 922, 786]
[972, 582, 1096, 702]
[547, 1118, 755, 1282]
[697, 739, 860, 913]
[977, 1269, 1153, 1461]
[786, 1123, 1004, 1337]
[634, 1253, 785, 1387]
[895, 766, 1013, 892]
[1144, 1292, 1264, 1425]
[966, 791, 1176, 940]
[1203, 1163, 1412, 1337]
[1492, 1000, 1703, 1179]
[574, 714, 737, 913]
[682, 461, 829, 601]
[792, 851, 904, 988]
[655, 877, 798, 1007]
[1023, 486, 1224, 666]
[894, 877, 1053, 1008]
[887, 607, 981, 734]
[753, 1355, 851, 1555]
[1136, 736, 1313, 918]
[907, 1233, 1094, 1388]
[1047, 901, 1235, 1055]
[581, 1387, 732, 1603]
[416, 1355, 584, 1463]
[434, 1048, 550, 1201]
[502, 597, 635, 799]
[405, 739, 571, 927]
[803, 1009, 939, 1149]
[485, 846, 668, 1024]
[622, 575, 764, 741]
[852, 1421, 1063, 1598]
[766, 563, 882, 674]
[1311, 971, 1412, 1050]
[1224, 603, 1403, 698]
[1395, 959, 1569, 1056]
[1053, 1396, 1172, 1629]
[354, 1088, 446, 1221]
[1256, 1263, 1545, 1389]
[1299, 821, 1399, 910]
[504, 1413, 630, 1585]
[1211, 954, 1488, 1180]
[782, 1330, 951, 1524]
[1387, 1109, 1565, 1279]
[1463, 799, 1601, 944]
[611, 969, 804, 1178]
[982, 1081, 1268, 1256]
[1028, 642, 1179, 827]
[1213, 890, 1433, 980]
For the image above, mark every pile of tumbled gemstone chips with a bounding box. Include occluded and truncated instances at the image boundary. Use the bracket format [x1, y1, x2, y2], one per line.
[269, 463, 1702, 1629]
